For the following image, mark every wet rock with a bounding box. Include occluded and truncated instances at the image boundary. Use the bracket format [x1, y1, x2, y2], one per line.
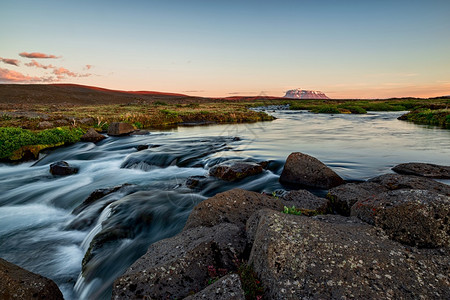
[209, 161, 263, 182]
[369, 173, 450, 196]
[81, 194, 155, 271]
[392, 162, 450, 179]
[281, 189, 331, 215]
[49, 161, 78, 176]
[67, 184, 137, 231]
[80, 128, 106, 143]
[112, 223, 246, 300]
[327, 182, 388, 216]
[130, 130, 150, 135]
[351, 189, 450, 248]
[71, 184, 134, 215]
[232, 137, 241, 141]
[184, 273, 245, 300]
[107, 122, 135, 136]
[136, 145, 148, 151]
[248, 211, 450, 300]
[186, 175, 207, 189]
[38, 121, 53, 129]
[183, 188, 283, 230]
[0, 258, 63, 300]
[279, 152, 344, 189]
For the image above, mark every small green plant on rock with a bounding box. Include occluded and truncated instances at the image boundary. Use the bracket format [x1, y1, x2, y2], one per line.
[283, 205, 302, 215]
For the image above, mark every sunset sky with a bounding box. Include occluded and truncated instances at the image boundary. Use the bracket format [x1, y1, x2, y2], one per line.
[1, 0, 449, 98]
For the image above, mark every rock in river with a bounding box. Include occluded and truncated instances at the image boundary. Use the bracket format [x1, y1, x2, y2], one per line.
[279, 152, 344, 189]
[0, 258, 63, 300]
[209, 161, 264, 182]
[49, 161, 78, 176]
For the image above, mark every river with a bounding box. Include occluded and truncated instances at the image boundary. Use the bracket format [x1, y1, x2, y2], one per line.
[0, 110, 449, 299]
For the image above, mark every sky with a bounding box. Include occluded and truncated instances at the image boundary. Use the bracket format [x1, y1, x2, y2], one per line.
[1, 0, 449, 98]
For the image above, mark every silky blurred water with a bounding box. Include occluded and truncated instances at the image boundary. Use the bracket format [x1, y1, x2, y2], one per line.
[0, 110, 448, 299]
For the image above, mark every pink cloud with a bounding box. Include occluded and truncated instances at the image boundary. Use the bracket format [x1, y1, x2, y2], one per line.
[19, 52, 60, 59]
[85, 64, 93, 70]
[0, 67, 41, 82]
[52, 67, 92, 79]
[0, 57, 20, 66]
[25, 60, 55, 69]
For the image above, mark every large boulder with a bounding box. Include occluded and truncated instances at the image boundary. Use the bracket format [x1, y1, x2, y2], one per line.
[248, 211, 450, 299]
[327, 182, 388, 216]
[80, 128, 106, 143]
[392, 162, 450, 179]
[368, 173, 450, 195]
[279, 152, 344, 189]
[0, 258, 63, 300]
[351, 189, 450, 248]
[209, 161, 264, 182]
[281, 189, 331, 215]
[107, 122, 135, 136]
[184, 273, 245, 300]
[49, 161, 78, 176]
[183, 188, 283, 230]
[328, 173, 450, 216]
[112, 223, 246, 299]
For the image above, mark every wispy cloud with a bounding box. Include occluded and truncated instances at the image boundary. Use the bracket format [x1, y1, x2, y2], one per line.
[0, 67, 40, 82]
[53, 67, 92, 79]
[25, 60, 55, 69]
[0, 57, 20, 66]
[19, 52, 60, 59]
[182, 90, 204, 93]
[84, 64, 93, 70]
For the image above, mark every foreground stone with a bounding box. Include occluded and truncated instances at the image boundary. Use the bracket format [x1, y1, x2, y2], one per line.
[184, 274, 245, 300]
[112, 223, 246, 299]
[0, 258, 63, 300]
[279, 152, 344, 189]
[351, 189, 450, 248]
[183, 189, 283, 230]
[327, 182, 388, 216]
[107, 122, 135, 136]
[392, 162, 450, 179]
[209, 161, 264, 182]
[49, 161, 78, 176]
[282, 189, 331, 215]
[80, 128, 106, 143]
[328, 173, 450, 216]
[248, 211, 450, 299]
[368, 173, 450, 196]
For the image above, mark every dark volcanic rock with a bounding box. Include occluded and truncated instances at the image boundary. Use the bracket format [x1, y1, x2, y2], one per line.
[209, 161, 264, 182]
[351, 189, 450, 248]
[0, 258, 63, 300]
[279, 152, 344, 189]
[72, 184, 134, 215]
[49, 161, 78, 176]
[136, 144, 148, 151]
[184, 273, 245, 300]
[248, 211, 450, 300]
[369, 173, 450, 196]
[112, 223, 246, 300]
[107, 122, 135, 136]
[80, 128, 106, 143]
[281, 189, 331, 215]
[186, 175, 207, 189]
[183, 188, 283, 230]
[327, 182, 388, 216]
[392, 162, 450, 179]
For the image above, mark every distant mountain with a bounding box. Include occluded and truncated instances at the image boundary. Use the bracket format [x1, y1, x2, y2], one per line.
[284, 88, 329, 99]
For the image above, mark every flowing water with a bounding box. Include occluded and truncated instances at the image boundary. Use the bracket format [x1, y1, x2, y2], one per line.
[0, 110, 449, 299]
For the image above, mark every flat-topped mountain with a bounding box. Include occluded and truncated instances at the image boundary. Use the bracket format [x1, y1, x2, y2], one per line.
[284, 88, 329, 99]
